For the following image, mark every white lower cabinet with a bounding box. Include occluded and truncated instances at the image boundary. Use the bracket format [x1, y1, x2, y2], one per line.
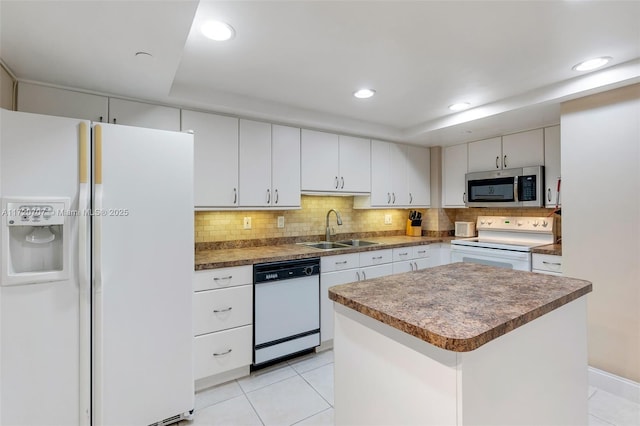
[194, 325, 253, 380]
[532, 253, 563, 275]
[193, 265, 253, 389]
[320, 250, 393, 346]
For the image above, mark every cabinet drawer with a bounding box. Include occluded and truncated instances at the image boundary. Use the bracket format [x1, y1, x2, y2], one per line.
[359, 249, 393, 267]
[321, 253, 359, 272]
[194, 265, 253, 291]
[194, 325, 253, 380]
[412, 245, 431, 259]
[193, 285, 253, 336]
[532, 254, 563, 274]
[392, 247, 414, 262]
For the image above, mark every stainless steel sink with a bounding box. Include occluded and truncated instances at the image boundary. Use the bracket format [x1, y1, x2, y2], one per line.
[336, 239, 379, 247]
[301, 241, 350, 250]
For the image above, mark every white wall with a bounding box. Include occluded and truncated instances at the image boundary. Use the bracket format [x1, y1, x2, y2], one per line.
[0, 64, 15, 110]
[561, 83, 640, 382]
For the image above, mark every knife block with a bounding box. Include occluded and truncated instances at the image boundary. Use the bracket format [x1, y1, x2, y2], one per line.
[406, 219, 422, 237]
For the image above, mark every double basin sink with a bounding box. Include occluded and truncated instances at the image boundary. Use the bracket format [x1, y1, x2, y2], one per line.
[301, 239, 379, 250]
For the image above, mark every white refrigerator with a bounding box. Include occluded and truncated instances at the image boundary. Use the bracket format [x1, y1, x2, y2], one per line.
[0, 109, 194, 425]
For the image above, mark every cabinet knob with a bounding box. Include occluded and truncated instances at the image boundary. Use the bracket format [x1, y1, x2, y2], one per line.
[503, 155, 507, 168]
[340, 176, 344, 189]
[547, 188, 551, 202]
[496, 156, 499, 169]
[409, 193, 413, 204]
[387, 193, 391, 204]
[266, 189, 271, 204]
[274, 189, 279, 204]
[335, 176, 339, 189]
[233, 188, 237, 204]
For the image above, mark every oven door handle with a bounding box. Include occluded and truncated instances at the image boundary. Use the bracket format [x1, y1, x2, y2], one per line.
[513, 176, 519, 202]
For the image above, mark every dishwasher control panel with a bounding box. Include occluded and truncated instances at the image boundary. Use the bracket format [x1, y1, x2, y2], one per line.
[254, 258, 320, 283]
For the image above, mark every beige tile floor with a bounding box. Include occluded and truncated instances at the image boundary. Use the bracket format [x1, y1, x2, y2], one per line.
[182, 349, 640, 426]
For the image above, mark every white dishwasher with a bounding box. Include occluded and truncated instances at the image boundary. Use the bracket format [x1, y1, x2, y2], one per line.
[253, 258, 320, 367]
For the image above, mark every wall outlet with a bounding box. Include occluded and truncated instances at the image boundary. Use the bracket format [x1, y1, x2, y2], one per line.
[243, 217, 252, 229]
[277, 216, 285, 228]
[384, 214, 392, 225]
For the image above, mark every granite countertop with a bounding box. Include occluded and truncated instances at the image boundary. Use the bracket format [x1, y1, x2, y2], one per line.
[329, 262, 591, 352]
[195, 235, 453, 270]
[531, 243, 562, 256]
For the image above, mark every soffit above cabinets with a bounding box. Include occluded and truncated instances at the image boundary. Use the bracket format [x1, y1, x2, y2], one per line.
[1, 1, 639, 146]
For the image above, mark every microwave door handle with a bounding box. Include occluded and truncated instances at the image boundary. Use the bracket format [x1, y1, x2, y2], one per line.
[513, 176, 519, 202]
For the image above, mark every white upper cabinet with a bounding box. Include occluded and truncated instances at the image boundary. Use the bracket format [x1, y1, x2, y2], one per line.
[182, 110, 239, 208]
[544, 125, 561, 207]
[468, 130, 544, 172]
[442, 143, 468, 207]
[370, 140, 430, 207]
[17, 82, 108, 122]
[406, 145, 431, 206]
[108, 98, 180, 131]
[339, 135, 371, 192]
[501, 128, 544, 169]
[467, 136, 502, 172]
[369, 140, 393, 205]
[239, 120, 300, 208]
[301, 129, 370, 193]
[271, 124, 301, 207]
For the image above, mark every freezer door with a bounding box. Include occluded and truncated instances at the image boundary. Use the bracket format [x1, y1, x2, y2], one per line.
[0, 109, 89, 425]
[92, 123, 194, 425]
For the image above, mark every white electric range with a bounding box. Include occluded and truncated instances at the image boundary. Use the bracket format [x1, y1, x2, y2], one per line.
[450, 216, 554, 271]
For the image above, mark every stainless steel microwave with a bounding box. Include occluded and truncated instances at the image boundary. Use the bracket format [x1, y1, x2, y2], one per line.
[465, 166, 544, 208]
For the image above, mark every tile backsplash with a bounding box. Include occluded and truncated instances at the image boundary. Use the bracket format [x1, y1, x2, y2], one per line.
[195, 196, 416, 243]
[195, 196, 561, 243]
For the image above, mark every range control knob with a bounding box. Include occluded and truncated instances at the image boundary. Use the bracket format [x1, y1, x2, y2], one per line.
[480, 220, 486, 225]
[517, 221, 523, 226]
[533, 221, 539, 227]
[303, 266, 315, 276]
[542, 220, 548, 227]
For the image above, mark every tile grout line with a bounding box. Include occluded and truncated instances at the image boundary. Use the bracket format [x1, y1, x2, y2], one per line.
[236, 377, 267, 426]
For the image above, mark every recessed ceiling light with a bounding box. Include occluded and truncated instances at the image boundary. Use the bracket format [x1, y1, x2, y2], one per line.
[449, 102, 471, 111]
[572, 56, 611, 72]
[353, 88, 376, 99]
[201, 20, 235, 41]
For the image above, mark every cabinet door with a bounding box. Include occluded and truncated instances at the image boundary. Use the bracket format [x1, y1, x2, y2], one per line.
[544, 126, 561, 207]
[392, 260, 414, 274]
[370, 140, 393, 206]
[442, 143, 468, 207]
[502, 128, 544, 169]
[321, 269, 360, 343]
[359, 263, 393, 280]
[108, 98, 180, 131]
[239, 119, 272, 207]
[272, 125, 301, 207]
[407, 145, 430, 206]
[182, 110, 239, 207]
[339, 135, 370, 193]
[390, 143, 409, 205]
[468, 136, 502, 172]
[17, 82, 108, 122]
[301, 129, 339, 191]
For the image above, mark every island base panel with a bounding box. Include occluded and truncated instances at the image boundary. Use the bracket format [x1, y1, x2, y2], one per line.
[333, 298, 588, 425]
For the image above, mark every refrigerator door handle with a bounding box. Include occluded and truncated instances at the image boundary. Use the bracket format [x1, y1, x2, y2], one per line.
[78, 122, 91, 425]
[93, 124, 104, 426]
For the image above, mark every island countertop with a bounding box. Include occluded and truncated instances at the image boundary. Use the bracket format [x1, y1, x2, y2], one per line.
[328, 262, 592, 352]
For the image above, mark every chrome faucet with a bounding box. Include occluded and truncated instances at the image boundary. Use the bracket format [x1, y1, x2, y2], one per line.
[325, 209, 343, 241]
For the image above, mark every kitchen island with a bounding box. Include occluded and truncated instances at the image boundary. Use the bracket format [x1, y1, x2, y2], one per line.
[328, 262, 592, 426]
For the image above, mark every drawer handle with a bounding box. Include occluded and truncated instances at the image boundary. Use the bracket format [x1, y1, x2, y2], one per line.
[213, 276, 233, 281]
[213, 307, 233, 313]
[335, 261, 348, 265]
[417, 250, 426, 254]
[399, 252, 409, 256]
[213, 349, 232, 357]
[372, 256, 383, 260]
[542, 261, 562, 266]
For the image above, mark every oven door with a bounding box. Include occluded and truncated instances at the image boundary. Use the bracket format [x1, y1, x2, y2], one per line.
[450, 245, 531, 271]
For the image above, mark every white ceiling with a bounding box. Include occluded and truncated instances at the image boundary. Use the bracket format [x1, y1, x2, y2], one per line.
[1, 0, 639, 146]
